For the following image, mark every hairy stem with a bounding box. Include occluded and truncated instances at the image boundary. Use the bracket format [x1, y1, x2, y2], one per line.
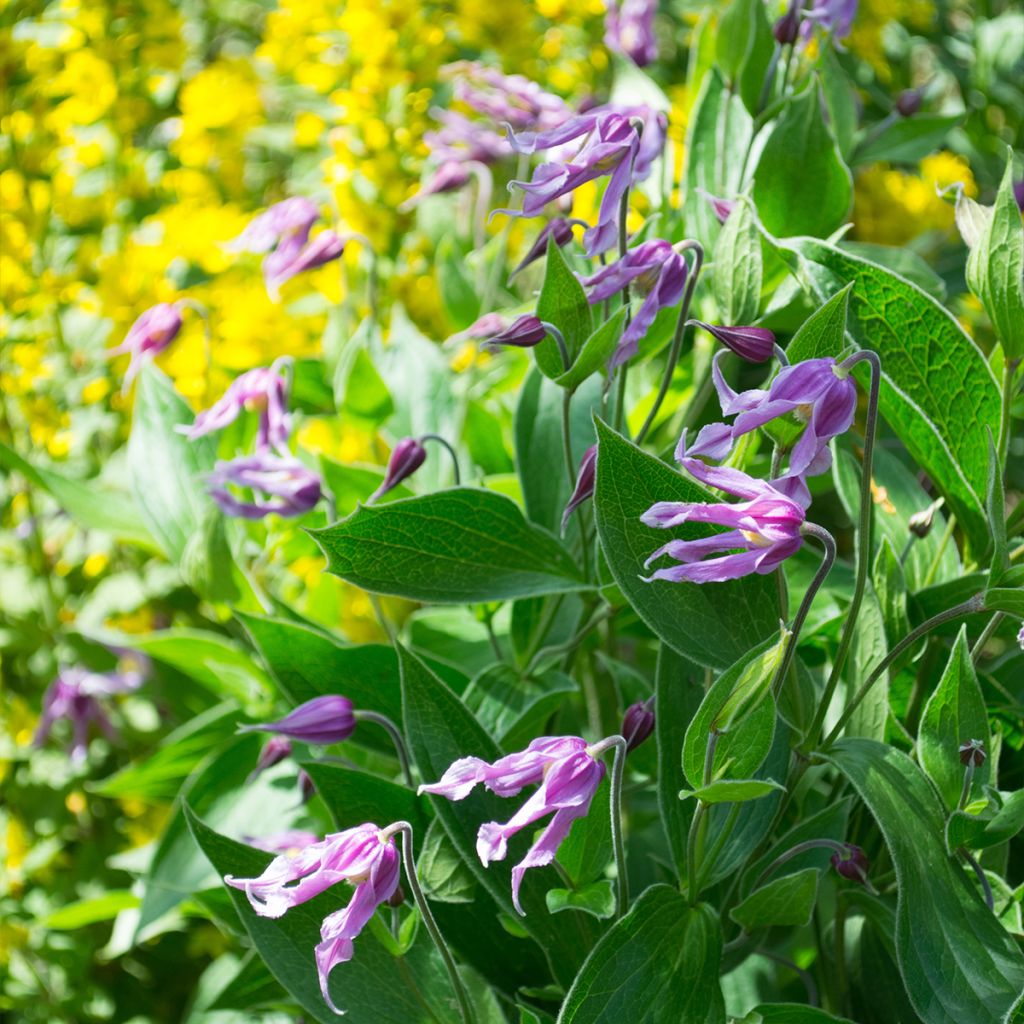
[355, 710, 413, 788]
[420, 433, 461, 486]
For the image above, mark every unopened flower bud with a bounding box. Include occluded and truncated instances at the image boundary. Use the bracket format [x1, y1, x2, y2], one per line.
[371, 438, 427, 502]
[561, 445, 597, 533]
[895, 88, 924, 117]
[959, 739, 986, 767]
[1014, 182, 1024, 213]
[481, 314, 547, 350]
[298, 769, 316, 804]
[386, 884, 406, 908]
[908, 500, 940, 539]
[689, 321, 776, 363]
[250, 736, 293, 781]
[240, 695, 356, 745]
[511, 219, 575, 277]
[830, 844, 869, 884]
[622, 699, 655, 752]
[773, 3, 801, 45]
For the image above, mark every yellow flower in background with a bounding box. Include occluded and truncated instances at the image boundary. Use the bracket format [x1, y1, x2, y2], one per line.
[852, 152, 976, 246]
[848, 0, 935, 81]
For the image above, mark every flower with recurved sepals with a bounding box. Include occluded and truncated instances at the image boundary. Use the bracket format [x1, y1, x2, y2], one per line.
[604, 0, 658, 67]
[107, 302, 183, 389]
[185, 364, 290, 449]
[419, 737, 606, 914]
[226, 823, 400, 1014]
[207, 450, 321, 519]
[641, 457, 805, 584]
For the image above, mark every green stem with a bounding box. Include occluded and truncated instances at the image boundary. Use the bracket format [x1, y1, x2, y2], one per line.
[589, 735, 630, 917]
[562, 388, 577, 489]
[803, 351, 880, 749]
[696, 801, 741, 890]
[922, 514, 956, 588]
[820, 593, 986, 750]
[420, 433, 461, 486]
[355, 710, 413, 788]
[997, 357, 1019, 468]
[971, 612, 1004, 664]
[957, 762, 975, 812]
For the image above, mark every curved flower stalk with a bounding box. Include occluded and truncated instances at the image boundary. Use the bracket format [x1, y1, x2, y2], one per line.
[228, 197, 345, 300]
[578, 239, 688, 368]
[642, 456, 805, 583]
[504, 112, 642, 256]
[684, 354, 857, 505]
[420, 736, 609, 914]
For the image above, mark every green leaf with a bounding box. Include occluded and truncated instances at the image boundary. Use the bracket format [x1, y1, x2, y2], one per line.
[535, 238, 593, 379]
[42, 891, 141, 930]
[716, 0, 758, 82]
[398, 644, 597, 987]
[208, 951, 286, 1012]
[238, 612, 402, 725]
[301, 761, 427, 834]
[777, 238, 1001, 555]
[736, 0, 774, 116]
[437, 236, 481, 329]
[461, 664, 575, 749]
[186, 809, 463, 1023]
[852, 114, 962, 166]
[682, 636, 784, 789]
[753, 83, 852, 239]
[825, 738, 1024, 1024]
[748, 1005, 856, 1024]
[965, 153, 1024, 359]
[680, 779, 785, 804]
[872, 538, 910, 655]
[311, 488, 586, 603]
[545, 881, 616, 921]
[730, 867, 820, 931]
[556, 777, 612, 888]
[982, 587, 1024, 616]
[918, 627, 991, 811]
[557, 887, 725, 1024]
[91, 703, 240, 801]
[318, 457, 413, 517]
[554, 308, 628, 390]
[817, 47, 858, 158]
[712, 197, 762, 325]
[846, 583, 888, 741]
[417, 819, 478, 903]
[0, 442, 154, 548]
[593, 419, 780, 669]
[785, 282, 852, 363]
[128, 364, 217, 560]
[655, 645, 702, 877]
[339, 346, 394, 423]
[946, 790, 1024, 853]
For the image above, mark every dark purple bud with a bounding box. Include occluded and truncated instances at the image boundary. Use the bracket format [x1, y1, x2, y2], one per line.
[298, 769, 316, 804]
[622, 699, 655, 752]
[561, 445, 598, 533]
[250, 736, 293, 780]
[959, 739, 986, 767]
[385, 884, 406, 908]
[895, 88, 924, 117]
[370, 438, 427, 501]
[240, 695, 356, 745]
[831, 844, 869, 884]
[482, 314, 547, 349]
[773, 3, 801, 44]
[908, 503, 937, 539]
[1013, 181, 1024, 213]
[511, 219, 575, 277]
[690, 321, 776, 363]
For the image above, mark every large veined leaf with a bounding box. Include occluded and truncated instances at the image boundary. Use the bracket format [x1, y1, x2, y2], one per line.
[398, 644, 599, 988]
[753, 82, 852, 239]
[777, 238, 1001, 555]
[557, 887, 725, 1024]
[311, 488, 586, 603]
[593, 419, 780, 669]
[730, 867, 820, 931]
[825, 739, 1024, 1024]
[535, 238, 594, 380]
[127, 364, 217, 561]
[186, 809, 464, 1024]
[712, 196, 762, 325]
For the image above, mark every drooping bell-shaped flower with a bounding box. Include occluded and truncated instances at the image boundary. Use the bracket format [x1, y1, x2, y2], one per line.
[689, 321, 776, 363]
[445, 61, 570, 133]
[185, 365, 291, 449]
[641, 456, 805, 584]
[226, 824, 400, 1014]
[370, 438, 427, 502]
[578, 240, 688, 368]
[959, 739, 987, 767]
[561, 445, 597, 532]
[423, 110, 511, 166]
[419, 737, 606, 914]
[240, 695, 356, 745]
[830, 843, 869, 884]
[604, 0, 658, 67]
[505, 112, 642, 256]
[208, 450, 321, 519]
[263, 229, 346, 301]
[108, 303, 184, 389]
[480, 314, 548, 350]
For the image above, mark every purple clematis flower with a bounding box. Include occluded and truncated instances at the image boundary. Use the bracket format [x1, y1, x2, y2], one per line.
[246, 830, 320, 855]
[185, 364, 290, 449]
[35, 664, 145, 762]
[802, 0, 859, 40]
[480, 314, 548, 350]
[226, 823, 400, 1014]
[370, 437, 427, 502]
[690, 321, 776, 363]
[505, 112, 641, 256]
[579, 240, 687, 368]
[401, 160, 475, 211]
[240, 695, 356, 745]
[208, 450, 321, 519]
[228, 198, 344, 300]
[562, 445, 598, 532]
[423, 110, 512, 165]
[510, 217, 576, 277]
[604, 0, 658, 67]
[446, 62, 570, 133]
[831, 843, 869, 884]
[698, 189, 737, 225]
[419, 737, 606, 914]
[108, 302, 184, 389]
[641, 456, 805, 583]
[686, 353, 857, 503]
